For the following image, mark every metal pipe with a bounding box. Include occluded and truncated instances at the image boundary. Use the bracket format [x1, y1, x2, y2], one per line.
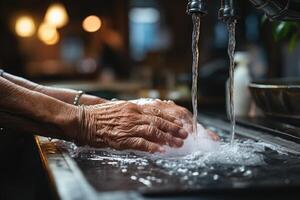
[187, 0, 300, 21]
[187, 0, 208, 16]
[249, 0, 300, 21]
[218, 0, 239, 22]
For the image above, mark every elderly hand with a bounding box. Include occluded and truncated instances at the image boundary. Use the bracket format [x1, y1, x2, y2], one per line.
[130, 99, 219, 141]
[76, 101, 188, 153]
[150, 99, 193, 132]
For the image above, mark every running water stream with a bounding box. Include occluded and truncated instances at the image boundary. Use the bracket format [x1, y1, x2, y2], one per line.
[191, 14, 201, 135]
[227, 20, 237, 144]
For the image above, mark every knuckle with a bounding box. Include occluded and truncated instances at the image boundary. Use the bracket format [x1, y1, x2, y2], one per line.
[155, 130, 163, 139]
[165, 133, 173, 141]
[135, 125, 146, 133]
[125, 102, 139, 112]
[152, 116, 160, 124]
[165, 122, 178, 132]
[147, 125, 156, 134]
[133, 138, 142, 146]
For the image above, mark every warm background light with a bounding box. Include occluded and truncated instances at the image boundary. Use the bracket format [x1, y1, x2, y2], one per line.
[82, 15, 101, 32]
[38, 23, 59, 45]
[43, 31, 59, 45]
[45, 3, 69, 28]
[15, 16, 36, 37]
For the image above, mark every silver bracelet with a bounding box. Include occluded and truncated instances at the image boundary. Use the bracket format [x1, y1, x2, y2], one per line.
[0, 69, 4, 77]
[73, 91, 85, 106]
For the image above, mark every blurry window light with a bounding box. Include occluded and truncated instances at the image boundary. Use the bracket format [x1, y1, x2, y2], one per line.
[129, 7, 162, 61]
[15, 16, 36, 37]
[82, 15, 102, 32]
[129, 8, 160, 23]
[38, 23, 59, 45]
[45, 3, 69, 28]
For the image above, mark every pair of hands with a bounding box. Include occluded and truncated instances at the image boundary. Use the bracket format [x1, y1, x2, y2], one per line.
[74, 98, 218, 153]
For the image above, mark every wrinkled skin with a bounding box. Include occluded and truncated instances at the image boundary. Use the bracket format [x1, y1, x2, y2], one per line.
[131, 99, 220, 141]
[149, 99, 193, 132]
[76, 99, 219, 153]
[78, 101, 189, 153]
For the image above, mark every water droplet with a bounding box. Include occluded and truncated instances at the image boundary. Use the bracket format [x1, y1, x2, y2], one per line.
[213, 174, 219, 180]
[192, 172, 199, 176]
[138, 178, 152, 187]
[243, 170, 252, 177]
[178, 168, 188, 173]
[201, 172, 208, 176]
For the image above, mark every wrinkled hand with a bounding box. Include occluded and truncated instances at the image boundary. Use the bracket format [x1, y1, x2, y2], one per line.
[76, 101, 188, 153]
[154, 100, 220, 141]
[150, 99, 193, 132]
[131, 99, 219, 141]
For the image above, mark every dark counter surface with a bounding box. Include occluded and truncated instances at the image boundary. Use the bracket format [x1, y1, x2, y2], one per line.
[33, 115, 300, 200]
[0, 132, 53, 200]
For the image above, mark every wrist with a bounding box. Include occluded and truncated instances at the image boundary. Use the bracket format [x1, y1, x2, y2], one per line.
[75, 105, 108, 147]
[75, 105, 97, 146]
[56, 104, 82, 141]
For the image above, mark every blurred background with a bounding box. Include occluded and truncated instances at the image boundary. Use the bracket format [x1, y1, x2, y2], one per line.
[0, 0, 299, 112]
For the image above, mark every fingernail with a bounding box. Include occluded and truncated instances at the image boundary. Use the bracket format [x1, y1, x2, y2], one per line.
[174, 120, 183, 126]
[167, 142, 174, 148]
[174, 138, 184, 147]
[179, 129, 188, 139]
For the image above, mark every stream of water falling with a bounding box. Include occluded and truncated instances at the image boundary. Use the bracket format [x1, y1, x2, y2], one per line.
[227, 20, 237, 144]
[191, 14, 201, 135]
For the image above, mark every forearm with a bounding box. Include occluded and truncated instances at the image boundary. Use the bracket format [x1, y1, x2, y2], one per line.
[0, 111, 66, 139]
[2, 72, 108, 105]
[0, 77, 79, 140]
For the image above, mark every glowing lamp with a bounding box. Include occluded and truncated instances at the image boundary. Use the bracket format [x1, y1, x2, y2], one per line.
[45, 3, 69, 28]
[38, 23, 59, 45]
[82, 15, 102, 32]
[15, 16, 36, 37]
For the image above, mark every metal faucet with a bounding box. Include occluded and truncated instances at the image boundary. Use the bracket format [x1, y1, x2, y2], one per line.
[218, 0, 238, 22]
[186, 0, 208, 16]
[187, 0, 300, 21]
[249, 0, 300, 21]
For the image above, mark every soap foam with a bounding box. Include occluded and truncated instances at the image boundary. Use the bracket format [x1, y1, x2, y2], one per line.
[162, 123, 220, 157]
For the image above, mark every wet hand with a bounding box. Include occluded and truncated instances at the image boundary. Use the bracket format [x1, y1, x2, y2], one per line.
[150, 99, 193, 132]
[131, 99, 220, 141]
[76, 101, 188, 153]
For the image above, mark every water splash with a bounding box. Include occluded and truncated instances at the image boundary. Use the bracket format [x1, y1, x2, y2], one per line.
[227, 20, 237, 144]
[162, 123, 219, 157]
[59, 130, 299, 191]
[191, 14, 201, 135]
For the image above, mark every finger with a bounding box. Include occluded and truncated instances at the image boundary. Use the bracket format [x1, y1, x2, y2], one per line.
[157, 101, 192, 124]
[119, 137, 165, 153]
[142, 115, 188, 139]
[180, 108, 193, 124]
[184, 123, 193, 134]
[134, 125, 184, 147]
[140, 105, 181, 126]
[206, 129, 220, 141]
